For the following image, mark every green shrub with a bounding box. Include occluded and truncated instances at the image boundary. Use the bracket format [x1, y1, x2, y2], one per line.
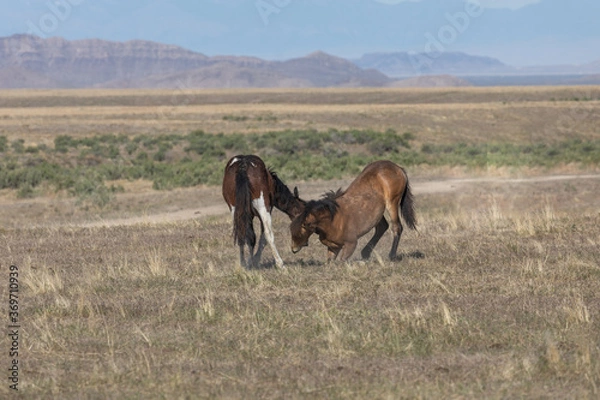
[185, 130, 226, 158]
[0, 136, 7, 152]
[1, 129, 598, 205]
[69, 171, 114, 208]
[54, 135, 77, 153]
[11, 139, 25, 154]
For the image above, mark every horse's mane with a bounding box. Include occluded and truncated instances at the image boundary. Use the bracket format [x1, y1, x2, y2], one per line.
[323, 187, 345, 201]
[298, 187, 343, 220]
[291, 192, 339, 234]
[303, 190, 341, 221]
[269, 169, 287, 192]
[270, 168, 296, 206]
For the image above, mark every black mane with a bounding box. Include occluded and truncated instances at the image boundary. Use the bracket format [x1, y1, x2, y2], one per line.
[270, 169, 300, 213]
[307, 196, 339, 221]
[300, 187, 343, 221]
[323, 187, 345, 201]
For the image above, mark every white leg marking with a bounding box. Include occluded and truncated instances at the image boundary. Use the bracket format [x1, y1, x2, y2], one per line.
[252, 192, 284, 268]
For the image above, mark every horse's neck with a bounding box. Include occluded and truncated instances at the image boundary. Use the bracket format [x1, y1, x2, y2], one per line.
[276, 199, 301, 220]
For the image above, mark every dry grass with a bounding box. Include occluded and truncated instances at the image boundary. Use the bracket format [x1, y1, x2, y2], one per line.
[1, 87, 599, 147]
[1, 87, 600, 398]
[1, 176, 599, 398]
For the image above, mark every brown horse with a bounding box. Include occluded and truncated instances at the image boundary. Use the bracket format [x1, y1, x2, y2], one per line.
[222, 155, 305, 269]
[290, 160, 416, 262]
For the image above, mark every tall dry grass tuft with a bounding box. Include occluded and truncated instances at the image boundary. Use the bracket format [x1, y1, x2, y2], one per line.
[541, 198, 558, 233]
[196, 289, 216, 322]
[513, 200, 560, 236]
[21, 257, 64, 295]
[145, 247, 168, 277]
[486, 195, 505, 229]
[439, 301, 458, 328]
[317, 301, 346, 357]
[562, 294, 592, 325]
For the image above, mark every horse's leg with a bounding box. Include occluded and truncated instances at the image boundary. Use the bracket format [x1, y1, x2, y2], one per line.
[252, 218, 267, 267]
[261, 212, 284, 268]
[360, 217, 389, 259]
[327, 248, 340, 263]
[388, 199, 404, 260]
[338, 240, 358, 262]
[253, 193, 285, 269]
[239, 245, 248, 269]
[240, 233, 256, 269]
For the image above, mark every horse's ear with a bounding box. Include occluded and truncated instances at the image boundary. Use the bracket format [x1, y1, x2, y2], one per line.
[294, 186, 299, 198]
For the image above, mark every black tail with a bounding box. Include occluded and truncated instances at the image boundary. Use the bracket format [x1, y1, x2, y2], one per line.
[400, 175, 417, 231]
[233, 162, 256, 248]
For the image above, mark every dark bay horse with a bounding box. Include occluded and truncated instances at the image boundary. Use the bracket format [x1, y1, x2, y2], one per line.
[290, 160, 416, 262]
[222, 155, 305, 269]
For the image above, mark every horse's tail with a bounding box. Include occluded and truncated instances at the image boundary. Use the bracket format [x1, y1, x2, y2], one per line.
[400, 172, 417, 231]
[233, 161, 256, 248]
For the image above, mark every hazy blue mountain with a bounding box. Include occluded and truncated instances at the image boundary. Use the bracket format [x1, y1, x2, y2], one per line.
[355, 52, 509, 77]
[0, 35, 391, 88]
[0, 34, 211, 87]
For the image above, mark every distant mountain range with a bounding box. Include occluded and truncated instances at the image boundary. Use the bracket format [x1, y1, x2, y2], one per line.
[1, 35, 599, 89]
[0, 35, 391, 89]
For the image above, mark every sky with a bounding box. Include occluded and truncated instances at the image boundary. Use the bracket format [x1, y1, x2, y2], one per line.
[2, 0, 599, 66]
[375, 0, 540, 8]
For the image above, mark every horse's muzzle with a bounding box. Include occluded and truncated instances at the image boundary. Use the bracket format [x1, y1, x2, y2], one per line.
[291, 243, 307, 254]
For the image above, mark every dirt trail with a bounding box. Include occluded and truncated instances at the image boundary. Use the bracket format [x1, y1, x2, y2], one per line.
[79, 174, 600, 228]
[415, 174, 600, 194]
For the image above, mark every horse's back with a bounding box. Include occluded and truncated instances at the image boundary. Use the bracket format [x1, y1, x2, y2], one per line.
[347, 160, 407, 197]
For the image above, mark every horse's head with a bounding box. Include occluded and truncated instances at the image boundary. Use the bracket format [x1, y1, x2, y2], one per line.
[290, 198, 337, 254]
[290, 208, 317, 253]
[287, 187, 307, 219]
